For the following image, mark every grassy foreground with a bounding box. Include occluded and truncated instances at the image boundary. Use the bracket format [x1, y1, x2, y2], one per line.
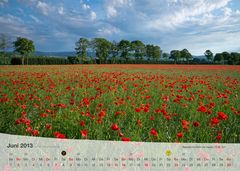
[0, 65, 239, 143]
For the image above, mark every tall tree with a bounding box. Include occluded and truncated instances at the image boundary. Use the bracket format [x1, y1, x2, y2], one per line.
[92, 38, 111, 64]
[230, 52, 240, 65]
[222, 51, 231, 64]
[13, 37, 35, 65]
[162, 52, 169, 60]
[118, 40, 131, 62]
[110, 40, 119, 64]
[131, 40, 145, 60]
[146, 44, 154, 60]
[0, 33, 12, 64]
[180, 49, 192, 64]
[75, 38, 89, 64]
[204, 50, 213, 63]
[214, 53, 224, 64]
[170, 50, 181, 64]
[153, 45, 161, 61]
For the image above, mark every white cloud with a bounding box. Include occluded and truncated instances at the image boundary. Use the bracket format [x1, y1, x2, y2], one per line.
[105, 0, 133, 18]
[145, 0, 232, 30]
[58, 6, 64, 15]
[29, 15, 40, 23]
[97, 25, 121, 36]
[0, 14, 30, 36]
[36, 1, 51, 16]
[90, 11, 96, 21]
[82, 3, 90, 10]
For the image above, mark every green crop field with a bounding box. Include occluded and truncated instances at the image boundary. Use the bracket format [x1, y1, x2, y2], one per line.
[0, 65, 239, 143]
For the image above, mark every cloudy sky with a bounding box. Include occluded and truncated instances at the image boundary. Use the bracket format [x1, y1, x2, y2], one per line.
[0, 0, 239, 55]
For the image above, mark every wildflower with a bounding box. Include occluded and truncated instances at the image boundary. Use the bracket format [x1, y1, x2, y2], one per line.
[45, 123, 52, 130]
[54, 131, 66, 139]
[135, 108, 141, 113]
[150, 128, 158, 136]
[81, 130, 88, 138]
[32, 130, 39, 136]
[198, 106, 207, 113]
[218, 112, 228, 120]
[193, 121, 200, 127]
[121, 137, 131, 141]
[177, 132, 184, 138]
[211, 118, 219, 125]
[111, 124, 119, 131]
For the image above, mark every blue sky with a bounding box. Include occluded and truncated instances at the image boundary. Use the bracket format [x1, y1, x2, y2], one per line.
[0, 0, 239, 55]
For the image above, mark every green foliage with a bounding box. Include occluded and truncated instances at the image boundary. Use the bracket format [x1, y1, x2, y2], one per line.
[131, 40, 145, 60]
[13, 37, 35, 65]
[75, 38, 89, 64]
[230, 52, 240, 65]
[118, 40, 131, 61]
[170, 50, 181, 63]
[0, 34, 12, 65]
[180, 49, 192, 63]
[204, 50, 213, 62]
[11, 56, 68, 65]
[92, 38, 112, 64]
[214, 53, 224, 63]
[146, 44, 161, 61]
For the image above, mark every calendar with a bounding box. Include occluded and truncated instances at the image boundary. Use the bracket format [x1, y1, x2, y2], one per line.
[1, 133, 239, 171]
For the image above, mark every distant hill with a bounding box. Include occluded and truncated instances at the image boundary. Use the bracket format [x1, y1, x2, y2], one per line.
[34, 51, 96, 58]
[34, 51, 76, 57]
[193, 55, 206, 59]
[34, 51, 206, 59]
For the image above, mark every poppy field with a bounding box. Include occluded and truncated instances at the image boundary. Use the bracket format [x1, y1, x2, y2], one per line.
[0, 65, 239, 143]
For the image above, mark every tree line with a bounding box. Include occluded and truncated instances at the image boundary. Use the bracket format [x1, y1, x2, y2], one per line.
[74, 38, 161, 64]
[0, 33, 239, 65]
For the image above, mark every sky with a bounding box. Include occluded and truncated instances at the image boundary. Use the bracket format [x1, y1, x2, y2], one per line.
[0, 0, 240, 55]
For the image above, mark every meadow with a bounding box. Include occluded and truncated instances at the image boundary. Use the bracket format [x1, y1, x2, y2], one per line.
[0, 65, 239, 143]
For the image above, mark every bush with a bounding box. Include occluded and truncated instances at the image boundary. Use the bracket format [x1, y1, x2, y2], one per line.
[11, 57, 22, 65]
[10, 56, 69, 65]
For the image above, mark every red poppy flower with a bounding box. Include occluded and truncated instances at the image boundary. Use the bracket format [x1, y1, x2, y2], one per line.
[81, 130, 88, 138]
[193, 121, 200, 127]
[150, 128, 158, 136]
[198, 106, 207, 113]
[155, 108, 161, 113]
[111, 124, 119, 131]
[115, 111, 121, 116]
[216, 135, 222, 141]
[21, 104, 27, 109]
[177, 132, 183, 138]
[99, 110, 106, 118]
[211, 118, 219, 125]
[118, 132, 124, 137]
[135, 108, 141, 112]
[45, 123, 52, 130]
[15, 119, 22, 124]
[54, 131, 66, 139]
[137, 119, 142, 127]
[41, 113, 47, 117]
[26, 127, 32, 133]
[218, 112, 228, 120]
[121, 137, 131, 141]
[80, 120, 85, 127]
[150, 116, 154, 121]
[166, 115, 171, 121]
[144, 107, 149, 113]
[98, 103, 103, 107]
[32, 130, 39, 136]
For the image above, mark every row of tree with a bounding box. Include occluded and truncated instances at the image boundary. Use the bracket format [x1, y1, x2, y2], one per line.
[0, 33, 239, 65]
[0, 34, 35, 65]
[11, 56, 68, 65]
[75, 38, 161, 64]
